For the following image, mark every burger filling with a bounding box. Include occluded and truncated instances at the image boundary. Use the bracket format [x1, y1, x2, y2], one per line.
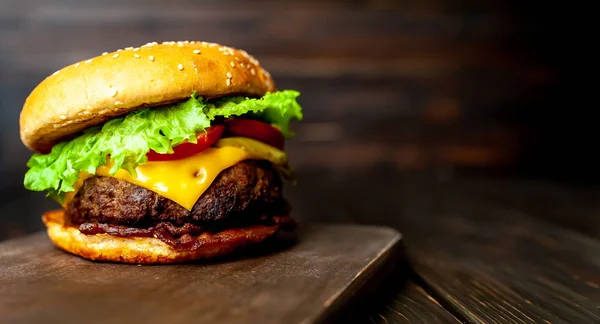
[68, 161, 283, 227]
[23, 90, 303, 248]
[66, 161, 295, 250]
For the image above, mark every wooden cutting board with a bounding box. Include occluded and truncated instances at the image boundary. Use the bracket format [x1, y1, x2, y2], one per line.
[0, 224, 401, 324]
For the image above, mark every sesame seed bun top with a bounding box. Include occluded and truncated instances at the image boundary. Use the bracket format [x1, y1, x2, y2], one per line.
[19, 41, 276, 153]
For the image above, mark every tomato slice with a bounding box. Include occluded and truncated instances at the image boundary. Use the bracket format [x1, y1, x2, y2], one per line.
[146, 125, 225, 161]
[225, 119, 285, 150]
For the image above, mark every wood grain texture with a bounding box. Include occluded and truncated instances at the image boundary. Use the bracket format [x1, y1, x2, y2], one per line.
[287, 169, 600, 323]
[346, 282, 463, 324]
[0, 224, 401, 324]
[332, 260, 463, 324]
[455, 177, 600, 238]
[404, 198, 600, 323]
[377, 281, 462, 324]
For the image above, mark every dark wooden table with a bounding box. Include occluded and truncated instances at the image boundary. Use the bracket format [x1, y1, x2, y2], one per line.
[283, 169, 600, 323]
[4, 169, 599, 323]
[0, 1, 594, 322]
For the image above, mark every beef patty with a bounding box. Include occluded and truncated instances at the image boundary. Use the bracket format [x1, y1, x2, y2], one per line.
[66, 160, 286, 228]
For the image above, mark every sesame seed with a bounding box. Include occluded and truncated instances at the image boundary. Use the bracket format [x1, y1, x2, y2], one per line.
[59, 115, 67, 120]
[226, 72, 232, 78]
[74, 63, 80, 67]
[149, 55, 155, 62]
[114, 101, 123, 106]
[133, 47, 140, 51]
[193, 49, 201, 54]
[190, 41, 195, 44]
[85, 59, 93, 64]
[133, 53, 141, 58]
[250, 68, 256, 76]
[162, 41, 170, 45]
[110, 88, 118, 97]
[177, 64, 184, 70]
[226, 79, 231, 86]
[117, 49, 123, 52]
[170, 41, 176, 45]
[112, 53, 119, 58]
[230, 61, 235, 67]
[102, 52, 108, 56]
[52, 71, 60, 76]
[86, 105, 93, 109]
[125, 47, 133, 50]
[177, 42, 184, 47]
[235, 57, 240, 61]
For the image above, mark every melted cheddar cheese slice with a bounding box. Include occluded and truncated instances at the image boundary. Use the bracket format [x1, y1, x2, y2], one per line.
[64, 146, 255, 210]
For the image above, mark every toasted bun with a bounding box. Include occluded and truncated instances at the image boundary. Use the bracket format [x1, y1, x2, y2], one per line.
[42, 210, 285, 264]
[20, 41, 276, 153]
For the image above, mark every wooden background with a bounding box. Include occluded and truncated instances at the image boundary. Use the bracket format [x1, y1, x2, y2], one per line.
[0, 0, 581, 240]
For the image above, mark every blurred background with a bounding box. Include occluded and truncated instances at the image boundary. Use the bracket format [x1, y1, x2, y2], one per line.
[0, 0, 587, 240]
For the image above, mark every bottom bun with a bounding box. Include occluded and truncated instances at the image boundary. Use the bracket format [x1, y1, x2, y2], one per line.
[42, 210, 285, 264]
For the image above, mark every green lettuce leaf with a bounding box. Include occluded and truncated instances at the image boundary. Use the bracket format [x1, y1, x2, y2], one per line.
[24, 90, 303, 202]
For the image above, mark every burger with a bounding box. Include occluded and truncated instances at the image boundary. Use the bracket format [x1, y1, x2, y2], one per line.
[19, 41, 303, 264]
